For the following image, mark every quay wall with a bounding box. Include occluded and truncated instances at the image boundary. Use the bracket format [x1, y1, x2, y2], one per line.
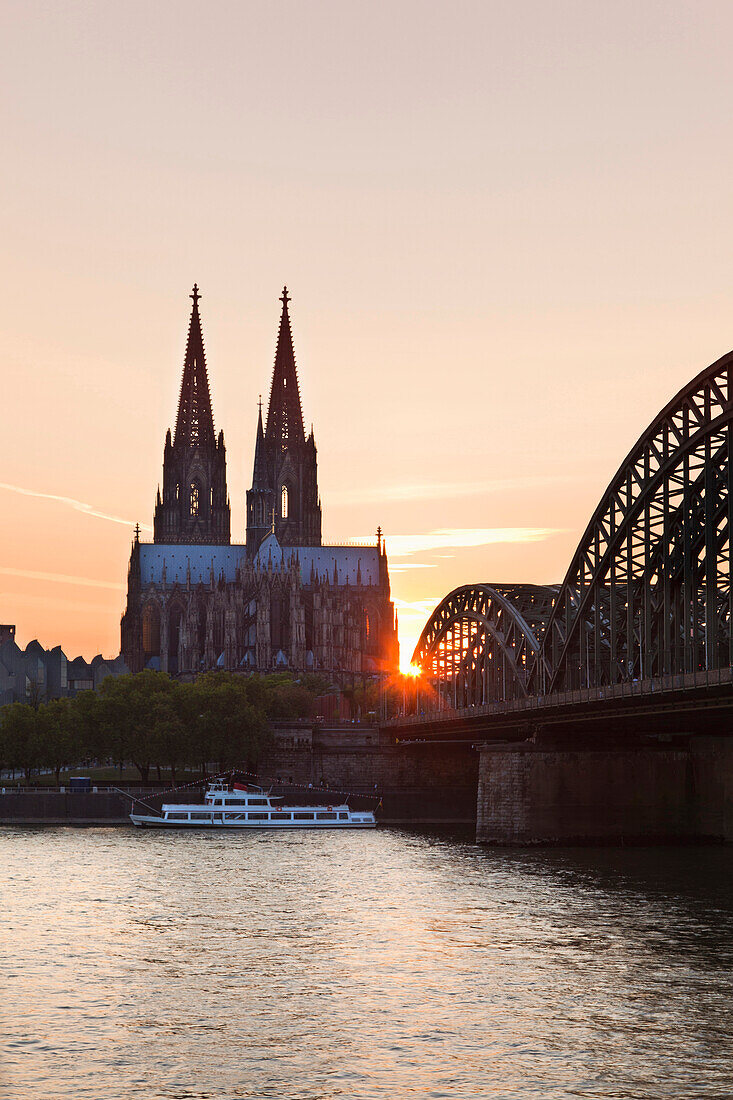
[476, 738, 733, 845]
[264, 739, 478, 823]
[0, 790, 131, 825]
[5, 731, 733, 842]
[0, 732, 479, 826]
[0, 789, 196, 825]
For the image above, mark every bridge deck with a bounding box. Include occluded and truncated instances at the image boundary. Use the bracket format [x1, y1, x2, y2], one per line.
[388, 666, 733, 741]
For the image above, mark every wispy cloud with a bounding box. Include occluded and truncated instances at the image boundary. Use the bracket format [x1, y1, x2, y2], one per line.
[0, 566, 124, 591]
[6, 591, 120, 614]
[394, 597, 443, 614]
[0, 482, 151, 532]
[357, 526, 562, 558]
[330, 474, 580, 506]
[388, 562, 437, 573]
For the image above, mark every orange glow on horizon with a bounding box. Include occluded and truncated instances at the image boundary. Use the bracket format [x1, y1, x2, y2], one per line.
[400, 662, 422, 679]
[3, 4, 732, 660]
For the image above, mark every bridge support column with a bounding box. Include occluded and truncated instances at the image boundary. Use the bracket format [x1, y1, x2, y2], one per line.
[476, 738, 733, 845]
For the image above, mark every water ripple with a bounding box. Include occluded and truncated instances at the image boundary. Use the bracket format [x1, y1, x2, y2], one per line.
[1, 828, 732, 1099]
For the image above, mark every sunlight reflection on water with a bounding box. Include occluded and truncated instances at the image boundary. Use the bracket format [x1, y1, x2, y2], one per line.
[2, 827, 732, 1099]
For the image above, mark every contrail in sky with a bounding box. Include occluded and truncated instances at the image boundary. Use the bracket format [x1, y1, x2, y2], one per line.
[0, 566, 124, 591]
[330, 474, 581, 506]
[0, 482, 152, 532]
[357, 526, 563, 558]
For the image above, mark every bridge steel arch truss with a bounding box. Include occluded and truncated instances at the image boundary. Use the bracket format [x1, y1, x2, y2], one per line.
[533, 351, 733, 692]
[412, 584, 557, 708]
[412, 351, 733, 706]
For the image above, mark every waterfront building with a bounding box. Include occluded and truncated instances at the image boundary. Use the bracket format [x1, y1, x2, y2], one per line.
[0, 628, 127, 705]
[121, 287, 398, 680]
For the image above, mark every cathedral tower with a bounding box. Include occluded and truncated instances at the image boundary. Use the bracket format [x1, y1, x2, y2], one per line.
[246, 288, 321, 553]
[154, 285, 231, 544]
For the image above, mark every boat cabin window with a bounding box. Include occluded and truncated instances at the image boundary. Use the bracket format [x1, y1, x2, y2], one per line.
[271, 812, 291, 820]
[338, 813, 348, 820]
[248, 812, 269, 821]
[316, 812, 337, 821]
[294, 812, 315, 820]
[167, 813, 187, 820]
[191, 813, 210, 820]
[248, 798, 268, 806]
[228, 798, 248, 806]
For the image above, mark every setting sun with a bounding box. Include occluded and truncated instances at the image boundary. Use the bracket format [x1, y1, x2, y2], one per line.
[401, 662, 422, 678]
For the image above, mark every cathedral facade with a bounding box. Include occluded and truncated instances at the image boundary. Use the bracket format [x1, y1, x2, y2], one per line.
[121, 287, 398, 680]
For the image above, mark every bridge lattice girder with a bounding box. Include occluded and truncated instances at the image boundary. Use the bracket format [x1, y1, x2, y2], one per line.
[412, 584, 557, 706]
[533, 350, 733, 691]
[412, 349, 733, 704]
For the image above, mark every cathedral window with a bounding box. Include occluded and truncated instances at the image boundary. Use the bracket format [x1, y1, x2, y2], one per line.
[281, 485, 289, 519]
[190, 376, 200, 443]
[190, 483, 200, 516]
[142, 604, 161, 660]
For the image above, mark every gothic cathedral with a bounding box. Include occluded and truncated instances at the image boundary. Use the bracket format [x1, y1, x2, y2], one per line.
[121, 287, 399, 680]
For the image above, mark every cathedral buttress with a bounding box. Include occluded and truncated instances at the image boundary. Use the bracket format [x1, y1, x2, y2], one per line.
[154, 285, 231, 545]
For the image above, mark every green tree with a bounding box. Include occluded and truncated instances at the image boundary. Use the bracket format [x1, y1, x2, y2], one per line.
[258, 673, 315, 720]
[96, 671, 179, 783]
[186, 673, 271, 774]
[175, 679, 215, 779]
[37, 698, 80, 785]
[1, 702, 42, 782]
[150, 689, 186, 784]
[70, 689, 104, 767]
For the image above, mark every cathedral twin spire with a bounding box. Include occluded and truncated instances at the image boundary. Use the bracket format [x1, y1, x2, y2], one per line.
[265, 286, 306, 448]
[155, 285, 321, 550]
[247, 286, 322, 551]
[174, 283, 216, 450]
[153, 285, 229, 545]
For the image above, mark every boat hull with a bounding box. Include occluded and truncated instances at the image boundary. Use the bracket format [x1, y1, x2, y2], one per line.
[130, 814, 375, 829]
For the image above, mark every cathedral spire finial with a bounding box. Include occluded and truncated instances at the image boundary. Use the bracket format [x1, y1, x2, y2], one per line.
[174, 284, 216, 449]
[154, 286, 231, 545]
[265, 286, 305, 446]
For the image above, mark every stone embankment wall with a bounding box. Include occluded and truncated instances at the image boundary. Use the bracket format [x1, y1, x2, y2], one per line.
[476, 738, 733, 844]
[0, 789, 195, 825]
[0, 790, 131, 824]
[0, 730, 479, 826]
[265, 737, 478, 823]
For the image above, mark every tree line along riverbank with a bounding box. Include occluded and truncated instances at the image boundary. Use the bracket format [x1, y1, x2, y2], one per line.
[0, 669, 367, 786]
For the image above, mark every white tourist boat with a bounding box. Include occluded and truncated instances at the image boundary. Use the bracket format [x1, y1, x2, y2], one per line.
[129, 779, 376, 829]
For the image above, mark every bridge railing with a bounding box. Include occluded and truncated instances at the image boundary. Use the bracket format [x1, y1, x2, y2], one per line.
[390, 665, 733, 726]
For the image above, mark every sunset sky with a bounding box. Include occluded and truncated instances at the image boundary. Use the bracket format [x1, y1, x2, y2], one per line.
[3, 1, 733, 663]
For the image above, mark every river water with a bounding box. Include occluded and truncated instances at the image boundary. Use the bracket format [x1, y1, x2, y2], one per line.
[2, 827, 732, 1099]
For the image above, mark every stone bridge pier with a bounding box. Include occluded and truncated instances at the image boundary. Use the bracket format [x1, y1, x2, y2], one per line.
[476, 737, 733, 845]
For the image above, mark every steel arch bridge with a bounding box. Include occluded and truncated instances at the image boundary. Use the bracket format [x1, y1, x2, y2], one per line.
[413, 349, 733, 706]
[412, 583, 558, 706]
